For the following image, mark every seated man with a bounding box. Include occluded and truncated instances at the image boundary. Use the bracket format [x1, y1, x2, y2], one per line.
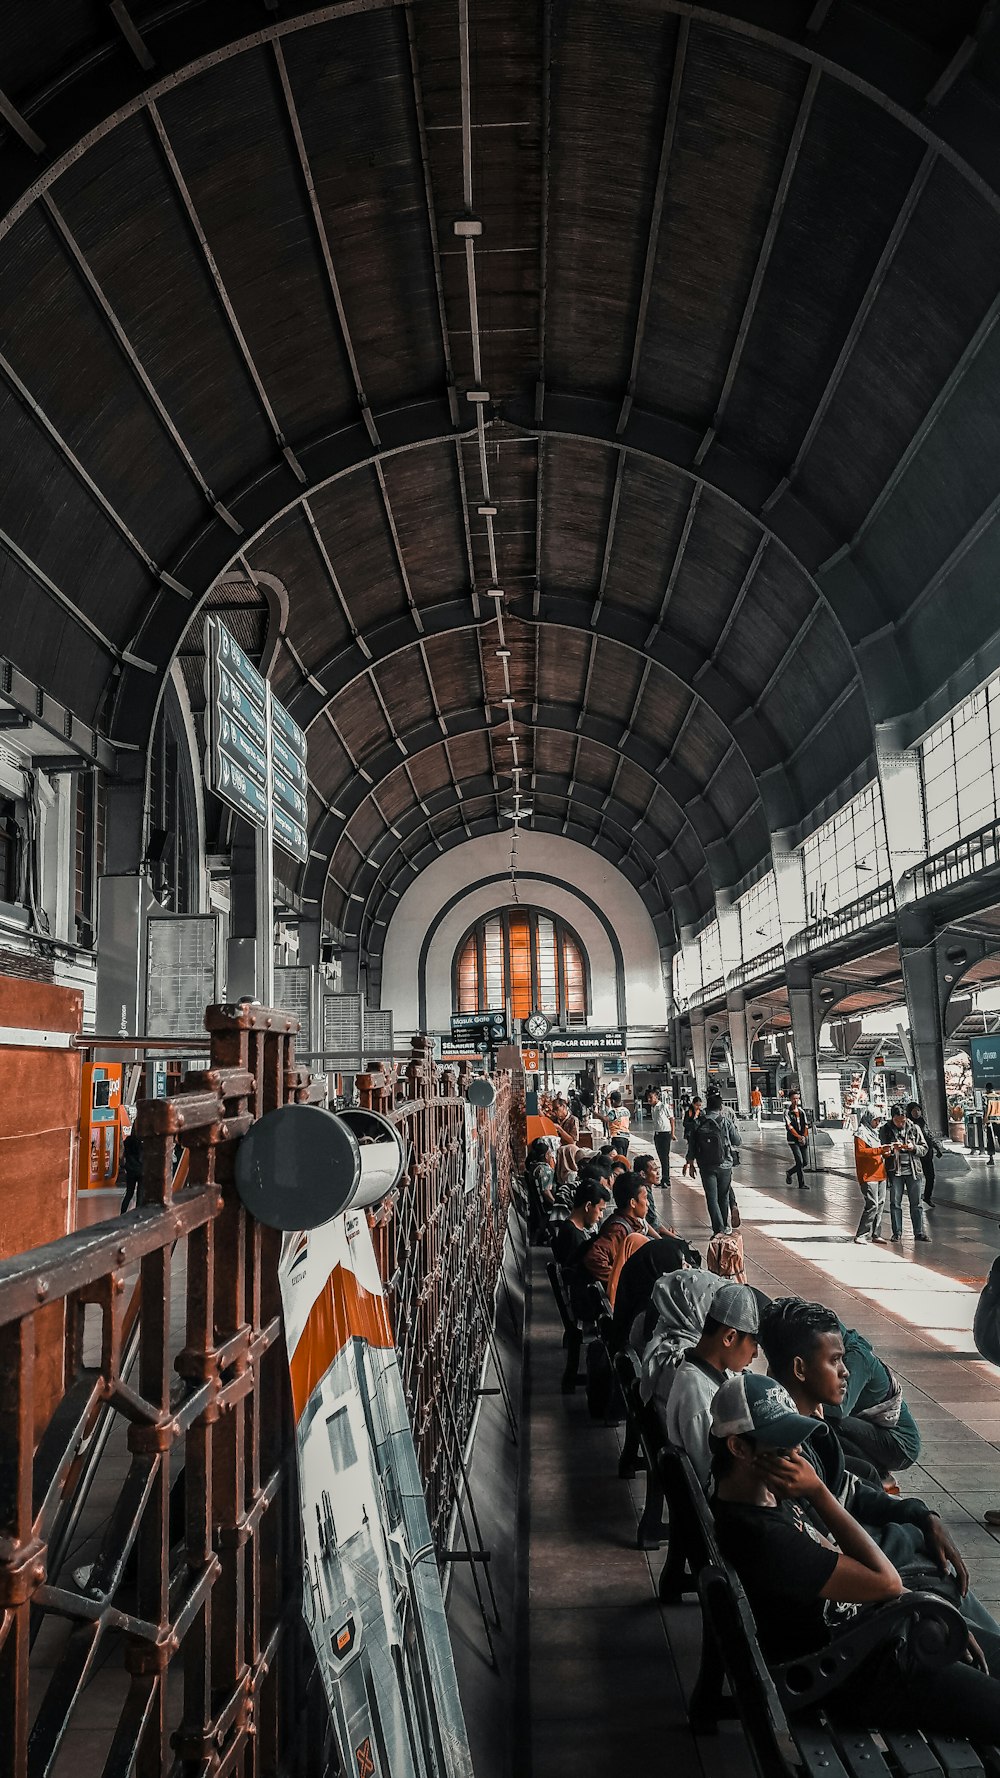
[758, 1296, 1000, 1668]
[625, 1150, 663, 1230]
[605, 1090, 631, 1154]
[550, 1092, 580, 1145]
[710, 1374, 1000, 1738]
[828, 1319, 922, 1479]
[551, 1180, 610, 1318]
[662, 1281, 759, 1488]
[582, 1171, 655, 1300]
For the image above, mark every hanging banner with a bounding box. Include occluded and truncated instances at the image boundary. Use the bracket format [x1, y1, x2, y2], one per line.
[278, 1210, 473, 1778]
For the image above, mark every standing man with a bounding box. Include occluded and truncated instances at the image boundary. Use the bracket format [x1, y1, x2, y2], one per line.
[681, 1096, 703, 1178]
[750, 1082, 763, 1130]
[784, 1088, 810, 1189]
[691, 1091, 741, 1236]
[880, 1104, 928, 1242]
[853, 1110, 889, 1245]
[985, 1082, 1000, 1165]
[649, 1088, 674, 1180]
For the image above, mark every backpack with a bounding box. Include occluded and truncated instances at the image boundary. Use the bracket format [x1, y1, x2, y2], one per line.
[974, 1256, 1000, 1367]
[694, 1117, 727, 1171]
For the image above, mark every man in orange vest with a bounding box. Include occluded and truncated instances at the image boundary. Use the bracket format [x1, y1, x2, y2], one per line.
[853, 1109, 890, 1244]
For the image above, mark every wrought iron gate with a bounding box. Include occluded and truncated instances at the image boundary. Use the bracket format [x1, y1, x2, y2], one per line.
[0, 1010, 517, 1777]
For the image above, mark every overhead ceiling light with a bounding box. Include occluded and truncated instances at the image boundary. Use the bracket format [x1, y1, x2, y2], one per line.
[500, 696, 516, 707]
[466, 388, 490, 403]
[495, 647, 511, 659]
[478, 504, 497, 517]
[485, 587, 505, 600]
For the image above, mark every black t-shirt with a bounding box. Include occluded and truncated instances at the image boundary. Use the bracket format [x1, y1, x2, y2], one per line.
[713, 1498, 846, 1663]
[551, 1220, 592, 1269]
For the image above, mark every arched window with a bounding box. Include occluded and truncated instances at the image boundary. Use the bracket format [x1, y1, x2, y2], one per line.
[454, 908, 589, 1024]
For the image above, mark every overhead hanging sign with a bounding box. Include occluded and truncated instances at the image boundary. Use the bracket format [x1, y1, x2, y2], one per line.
[450, 1010, 508, 1044]
[205, 615, 309, 865]
[546, 1029, 626, 1054]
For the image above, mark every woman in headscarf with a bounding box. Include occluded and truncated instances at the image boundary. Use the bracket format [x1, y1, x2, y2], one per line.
[640, 1270, 721, 1411]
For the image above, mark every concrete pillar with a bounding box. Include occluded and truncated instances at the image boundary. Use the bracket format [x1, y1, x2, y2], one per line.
[771, 829, 807, 950]
[726, 988, 751, 1115]
[96, 759, 147, 1038]
[690, 1009, 708, 1095]
[874, 724, 926, 905]
[717, 895, 750, 1113]
[226, 818, 261, 1001]
[898, 906, 949, 1134]
[786, 959, 820, 1124]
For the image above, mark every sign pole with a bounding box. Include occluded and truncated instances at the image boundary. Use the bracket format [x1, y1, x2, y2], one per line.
[259, 684, 275, 1006]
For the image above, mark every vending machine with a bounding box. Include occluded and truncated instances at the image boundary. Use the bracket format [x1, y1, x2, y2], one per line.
[78, 1063, 123, 1189]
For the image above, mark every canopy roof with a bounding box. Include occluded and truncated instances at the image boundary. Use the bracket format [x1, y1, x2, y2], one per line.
[2, 0, 1000, 941]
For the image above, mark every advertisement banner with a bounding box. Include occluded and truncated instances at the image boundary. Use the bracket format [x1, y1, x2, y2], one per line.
[278, 1210, 473, 1778]
[971, 1034, 1000, 1087]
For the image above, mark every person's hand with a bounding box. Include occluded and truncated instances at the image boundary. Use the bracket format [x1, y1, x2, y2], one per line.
[965, 1632, 988, 1672]
[925, 1515, 969, 1597]
[753, 1448, 824, 1501]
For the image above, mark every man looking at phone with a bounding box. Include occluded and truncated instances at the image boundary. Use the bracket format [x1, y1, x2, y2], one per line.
[879, 1104, 928, 1242]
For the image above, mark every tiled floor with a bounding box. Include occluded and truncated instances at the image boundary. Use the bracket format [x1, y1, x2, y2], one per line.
[525, 1120, 1000, 1776]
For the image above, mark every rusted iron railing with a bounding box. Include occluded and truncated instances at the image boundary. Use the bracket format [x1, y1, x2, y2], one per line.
[363, 1042, 516, 1529]
[0, 1013, 518, 1776]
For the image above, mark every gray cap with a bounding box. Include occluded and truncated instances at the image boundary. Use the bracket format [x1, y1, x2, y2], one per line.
[710, 1282, 759, 1337]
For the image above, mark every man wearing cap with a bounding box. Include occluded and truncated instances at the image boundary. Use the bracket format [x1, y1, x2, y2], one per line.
[709, 1374, 1000, 1737]
[663, 1282, 759, 1489]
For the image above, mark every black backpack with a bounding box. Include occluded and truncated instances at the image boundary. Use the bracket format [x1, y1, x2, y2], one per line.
[694, 1117, 727, 1172]
[974, 1256, 1000, 1367]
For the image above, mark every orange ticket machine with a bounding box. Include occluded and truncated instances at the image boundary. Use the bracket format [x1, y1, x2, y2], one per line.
[78, 1062, 123, 1189]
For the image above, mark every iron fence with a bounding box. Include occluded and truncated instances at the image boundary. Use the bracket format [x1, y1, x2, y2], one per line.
[0, 1012, 518, 1777]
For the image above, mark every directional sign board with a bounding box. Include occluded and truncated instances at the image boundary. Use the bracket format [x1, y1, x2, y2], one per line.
[205, 616, 308, 865]
[450, 1010, 508, 1045]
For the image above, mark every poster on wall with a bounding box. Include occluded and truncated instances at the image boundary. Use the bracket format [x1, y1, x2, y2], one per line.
[278, 1209, 474, 1778]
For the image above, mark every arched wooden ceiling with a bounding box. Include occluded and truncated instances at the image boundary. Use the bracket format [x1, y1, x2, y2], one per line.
[3, 0, 1000, 935]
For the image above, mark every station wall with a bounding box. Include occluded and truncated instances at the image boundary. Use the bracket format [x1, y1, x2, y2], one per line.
[379, 832, 668, 1035]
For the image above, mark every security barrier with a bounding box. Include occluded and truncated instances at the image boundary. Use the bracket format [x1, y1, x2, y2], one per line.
[0, 1011, 517, 1776]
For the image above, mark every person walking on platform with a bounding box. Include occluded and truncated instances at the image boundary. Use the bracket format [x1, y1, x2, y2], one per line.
[853, 1110, 889, 1244]
[750, 1082, 763, 1130]
[880, 1104, 928, 1241]
[907, 1100, 942, 1206]
[985, 1082, 1000, 1165]
[784, 1089, 809, 1188]
[681, 1095, 702, 1178]
[691, 1091, 741, 1235]
[649, 1088, 674, 1179]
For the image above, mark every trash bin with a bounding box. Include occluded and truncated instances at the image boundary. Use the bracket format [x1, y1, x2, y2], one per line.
[966, 1111, 985, 1152]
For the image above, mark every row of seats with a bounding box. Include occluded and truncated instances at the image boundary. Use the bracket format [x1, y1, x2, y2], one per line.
[540, 1209, 997, 1778]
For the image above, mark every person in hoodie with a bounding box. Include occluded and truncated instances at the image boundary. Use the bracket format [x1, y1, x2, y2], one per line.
[639, 1269, 722, 1419]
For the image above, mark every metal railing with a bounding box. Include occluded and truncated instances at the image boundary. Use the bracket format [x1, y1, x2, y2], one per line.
[689, 974, 726, 1012]
[0, 1012, 518, 1776]
[726, 944, 785, 991]
[909, 814, 1000, 900]
[787, 879, 896, 958]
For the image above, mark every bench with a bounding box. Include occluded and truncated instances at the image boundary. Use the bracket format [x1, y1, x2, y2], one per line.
[661, 1445, 984, 1778]
[611, 1345, 668, 1548]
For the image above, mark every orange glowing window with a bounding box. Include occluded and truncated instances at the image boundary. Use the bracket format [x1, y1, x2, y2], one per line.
[454, 908, 588, 1024]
